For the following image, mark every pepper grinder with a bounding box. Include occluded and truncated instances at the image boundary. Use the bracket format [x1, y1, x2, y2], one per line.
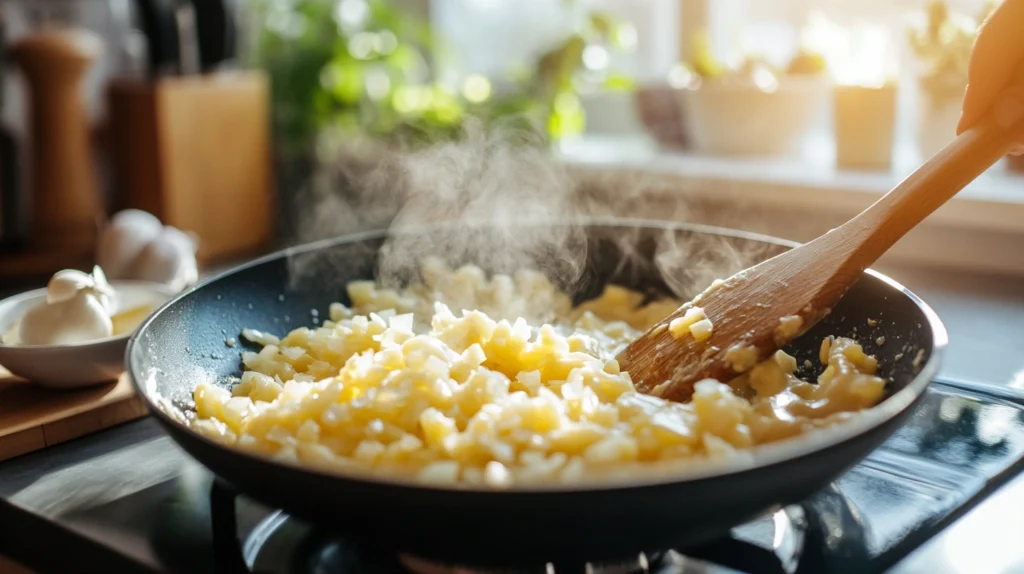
[10, 27, 103, 251]
[0, 6, 24, 250]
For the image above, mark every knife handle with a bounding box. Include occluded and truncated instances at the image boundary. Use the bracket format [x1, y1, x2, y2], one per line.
[134, 0, 181, 78]
[190, 0, 235, 71]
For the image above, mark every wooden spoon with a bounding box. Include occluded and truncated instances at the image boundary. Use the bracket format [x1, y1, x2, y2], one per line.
[618, 91, 1024, 403]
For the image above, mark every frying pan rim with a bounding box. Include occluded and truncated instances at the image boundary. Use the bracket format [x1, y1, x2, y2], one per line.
[127, 217, 947, 494]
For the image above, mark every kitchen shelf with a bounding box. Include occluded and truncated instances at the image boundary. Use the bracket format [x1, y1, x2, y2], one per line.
[559, 134, 1024, 276]
[560, 134, 1024, 233]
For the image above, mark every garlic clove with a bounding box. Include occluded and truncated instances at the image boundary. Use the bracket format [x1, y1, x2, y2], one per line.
[87, 265, 117, 315]
[92, 265, 108, 286]
[18, 293, 114, 346]
[46, 269, 95, 304]
[45, 267, 117, 309]
[162, 225, 198, 254]
[126, 225, 199, 292]
[96, 209, 164, 279]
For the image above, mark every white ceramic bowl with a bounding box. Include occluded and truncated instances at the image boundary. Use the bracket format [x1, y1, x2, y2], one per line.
[0, 281, 176, 389]
[677, 76, 829, 156]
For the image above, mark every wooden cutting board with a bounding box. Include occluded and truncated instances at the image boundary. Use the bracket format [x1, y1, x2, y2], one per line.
[0, 368, 149, 462]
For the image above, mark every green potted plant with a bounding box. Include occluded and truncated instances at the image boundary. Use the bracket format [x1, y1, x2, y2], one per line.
[908, 0, 996, 158]
[248, 0, 632, 240]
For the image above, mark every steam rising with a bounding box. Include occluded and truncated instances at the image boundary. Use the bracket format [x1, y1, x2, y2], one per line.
[288, 120, 776, 303]
[377, 124, 588, 290]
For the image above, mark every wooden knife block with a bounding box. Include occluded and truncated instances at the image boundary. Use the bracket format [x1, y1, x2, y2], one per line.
[107, 71, 274, 263]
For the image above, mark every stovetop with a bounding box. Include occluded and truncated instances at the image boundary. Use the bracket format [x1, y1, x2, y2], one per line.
[2, 375, 1024, 574]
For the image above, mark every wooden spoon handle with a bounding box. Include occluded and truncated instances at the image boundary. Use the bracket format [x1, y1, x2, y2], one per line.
[838, 91, 1024, 267]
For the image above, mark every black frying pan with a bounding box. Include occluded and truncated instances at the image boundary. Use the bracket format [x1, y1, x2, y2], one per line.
[126, 219, 946, 568]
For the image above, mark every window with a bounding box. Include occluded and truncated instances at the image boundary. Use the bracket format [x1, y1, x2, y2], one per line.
[430, 0, 679, 83]
[430, 0, 1024, 276]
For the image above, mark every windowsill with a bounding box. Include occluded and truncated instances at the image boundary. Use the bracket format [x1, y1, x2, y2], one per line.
[558, 134, 1024, 276]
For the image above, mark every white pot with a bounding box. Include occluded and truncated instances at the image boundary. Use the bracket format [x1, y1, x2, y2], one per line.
[677, 76, 829, 156]
[915, 96, 962, 159]
[914, 78, 965, 159]
[834, 84, 898, 169]
[579, 90, 646, 137]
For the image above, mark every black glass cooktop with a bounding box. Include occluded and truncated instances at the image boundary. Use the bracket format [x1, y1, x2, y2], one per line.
[2, 376, 1024, 574]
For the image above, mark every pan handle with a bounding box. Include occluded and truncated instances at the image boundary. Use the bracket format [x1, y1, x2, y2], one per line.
[210, 479, 251, 574]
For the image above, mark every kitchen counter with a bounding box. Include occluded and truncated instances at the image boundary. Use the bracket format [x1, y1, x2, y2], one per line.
[0, 261, 1021, 573]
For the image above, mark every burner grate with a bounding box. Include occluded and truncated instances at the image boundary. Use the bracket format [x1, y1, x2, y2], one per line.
[214, 480, 813, 574]
[396, 550, 667, 574]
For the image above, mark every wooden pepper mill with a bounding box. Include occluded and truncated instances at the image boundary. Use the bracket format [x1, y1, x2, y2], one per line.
[10, 28, 103, 252]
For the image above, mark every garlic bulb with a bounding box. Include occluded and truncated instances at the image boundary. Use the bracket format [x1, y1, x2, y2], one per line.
[95, 210, 163, 279]
[18, 266, 117, 346]
[130, 226, 199, 290]
[96, 209, 199, 292]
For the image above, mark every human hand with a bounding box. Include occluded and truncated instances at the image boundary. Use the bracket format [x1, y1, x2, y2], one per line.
[957, 0, 1024, 154]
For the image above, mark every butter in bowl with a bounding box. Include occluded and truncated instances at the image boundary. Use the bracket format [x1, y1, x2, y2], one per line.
[0, 266, 175, 389]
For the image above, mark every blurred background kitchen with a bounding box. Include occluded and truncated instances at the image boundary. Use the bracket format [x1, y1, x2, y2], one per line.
[1, 0, 1021, 292]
